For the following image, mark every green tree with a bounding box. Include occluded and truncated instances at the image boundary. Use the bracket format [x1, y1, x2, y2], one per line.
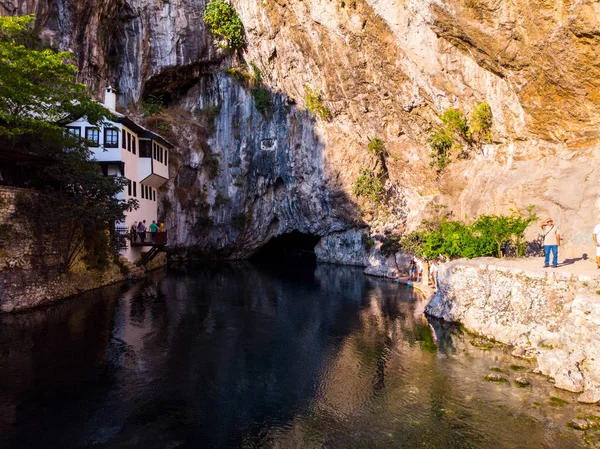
[203, 0, 245, 49]
[400, 209, 537, 260]
[0, 15, 109, 155]
[0, 15, 135, 272]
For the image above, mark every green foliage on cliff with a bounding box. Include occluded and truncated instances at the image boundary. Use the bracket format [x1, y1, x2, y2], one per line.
[141, 94, 165, 118]
[428, 129, 453, 172]
[203, 152, 221, 179]
[232, 211, 250, 231]
[400, 208, 537, 260]
[441, 108, 468, 138]
[252, 86, 273, 118]
[367, 138, 386, 157]
[429, 103, 494, 172]
[304, 87, 331, 120]
[203, 0, 244, 49]
[469, 102, 493, 142]
[225, 62, 273, 118]
[353, 168, 385, 204]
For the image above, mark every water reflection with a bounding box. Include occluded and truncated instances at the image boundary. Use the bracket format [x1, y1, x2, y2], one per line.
[0, 262, 588, 448]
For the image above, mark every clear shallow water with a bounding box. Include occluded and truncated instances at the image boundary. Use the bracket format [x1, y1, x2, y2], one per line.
[0, 262, 591, 448]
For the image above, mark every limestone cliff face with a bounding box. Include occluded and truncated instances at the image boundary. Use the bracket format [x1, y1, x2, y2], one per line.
[2, 0, 599, 259]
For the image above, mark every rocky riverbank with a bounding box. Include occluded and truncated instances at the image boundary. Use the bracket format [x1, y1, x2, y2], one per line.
[426, 258, 600, 403]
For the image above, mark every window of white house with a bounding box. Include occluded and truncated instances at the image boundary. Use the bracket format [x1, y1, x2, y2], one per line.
[132, 136, 136, 155]
[85, 127, 100, 145]
[165, 151, 168, 165]
[153, 189, 156, 201]
[122, 129, 126, 149]
[104, 128, 119, 148]
[128, 179, 132, 196]
[66, 127, 81, 137]
[133, 181, 137, 198]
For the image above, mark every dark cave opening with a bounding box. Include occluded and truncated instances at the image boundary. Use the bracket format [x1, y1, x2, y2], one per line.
[252, 231, 321, 263]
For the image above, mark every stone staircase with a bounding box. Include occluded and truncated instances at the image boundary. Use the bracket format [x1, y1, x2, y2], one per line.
[118, 256, 146, 279]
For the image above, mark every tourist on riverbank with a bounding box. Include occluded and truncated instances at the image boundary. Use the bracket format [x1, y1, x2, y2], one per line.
[592, 223, 600, 268]
[130, 221, 138, 243]
[540, 218, 560, 268]
[430, 260, 439, 290]
[138, 220, 146, 243]
[415, 258, 423, 282]
[408, 256, 416, 281]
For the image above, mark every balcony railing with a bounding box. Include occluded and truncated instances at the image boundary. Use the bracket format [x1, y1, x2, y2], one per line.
[131, 230, 168, 247]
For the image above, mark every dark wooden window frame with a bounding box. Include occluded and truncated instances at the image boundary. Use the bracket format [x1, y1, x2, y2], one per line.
[85, 127, 100, 146]
[104, 128, 119, 148]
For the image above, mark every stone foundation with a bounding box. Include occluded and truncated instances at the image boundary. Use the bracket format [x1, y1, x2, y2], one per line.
[0, 186, 164, 313]
[425, 258, 600, 402]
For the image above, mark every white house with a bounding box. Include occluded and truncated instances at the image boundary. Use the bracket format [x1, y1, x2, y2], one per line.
[66, 87, 173, 264]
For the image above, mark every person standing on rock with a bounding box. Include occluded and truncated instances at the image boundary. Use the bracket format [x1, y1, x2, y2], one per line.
[541, 218, 560, 268]
[592, 223, 600, 268]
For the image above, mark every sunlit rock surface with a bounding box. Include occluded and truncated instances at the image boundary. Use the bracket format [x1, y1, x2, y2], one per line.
[426, 258, 600, 398]
[2, 0, 600, 261]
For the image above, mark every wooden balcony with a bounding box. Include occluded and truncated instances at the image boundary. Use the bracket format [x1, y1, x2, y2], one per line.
[130, 231, 168, 247]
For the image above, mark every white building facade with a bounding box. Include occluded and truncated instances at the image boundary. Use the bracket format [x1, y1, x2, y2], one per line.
[66, 88, 173, 263]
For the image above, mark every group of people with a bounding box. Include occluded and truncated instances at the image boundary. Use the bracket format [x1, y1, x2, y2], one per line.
[408, 257, 440, 289]
[130, 220, 165, 243]
[401, 217, 589, 292]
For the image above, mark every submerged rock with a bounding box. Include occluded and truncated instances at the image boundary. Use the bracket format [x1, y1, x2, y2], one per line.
[569, 419, 590, 431]
[485, 373, 507, 383]
[514, 377, 530, 387]
[578, 390, 600, 404]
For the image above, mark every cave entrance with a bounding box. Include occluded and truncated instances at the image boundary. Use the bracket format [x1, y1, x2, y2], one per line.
[252, 230, 321, 263]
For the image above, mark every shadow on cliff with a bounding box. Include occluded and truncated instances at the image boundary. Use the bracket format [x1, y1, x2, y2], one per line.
[139, 60, 365, 262]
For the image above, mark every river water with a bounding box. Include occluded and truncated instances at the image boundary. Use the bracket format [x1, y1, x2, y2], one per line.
[0, 262, 593, 448]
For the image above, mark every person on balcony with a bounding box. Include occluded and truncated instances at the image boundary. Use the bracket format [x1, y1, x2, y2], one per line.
[138, 220, 146, 243]
[150, 220, 158, 242]
[159, 221, 165, 232]
[130, 221, 138, 243]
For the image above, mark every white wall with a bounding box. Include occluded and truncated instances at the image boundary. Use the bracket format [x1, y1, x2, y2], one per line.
[66, 117, 165, 263]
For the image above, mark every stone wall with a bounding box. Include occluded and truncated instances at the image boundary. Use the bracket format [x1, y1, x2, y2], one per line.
[0, 186, 152, 313]
[426, 258, 600, 403]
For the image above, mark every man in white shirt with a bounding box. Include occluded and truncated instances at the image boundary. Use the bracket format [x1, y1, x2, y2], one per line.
[540, 218, 560, 268]
[592, 223, 600, 268]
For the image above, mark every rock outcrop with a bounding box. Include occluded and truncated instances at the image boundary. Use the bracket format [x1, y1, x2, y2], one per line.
[2, 0, 600, 262]
[426, 258, 600, 400]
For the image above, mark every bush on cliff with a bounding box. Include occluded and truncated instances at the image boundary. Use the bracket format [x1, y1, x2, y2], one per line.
[353, 168, 385, 205]
[429, 103, 494, 171]
[304, 87, 331, 120]
[469, 102, 493, 143]
[400, 208, 537, 260]
[203, 0, 245, 49]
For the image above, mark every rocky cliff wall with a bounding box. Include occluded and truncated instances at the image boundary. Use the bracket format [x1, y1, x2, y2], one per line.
[2, 0, 599, 262]
[426, 258, 600, 403]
